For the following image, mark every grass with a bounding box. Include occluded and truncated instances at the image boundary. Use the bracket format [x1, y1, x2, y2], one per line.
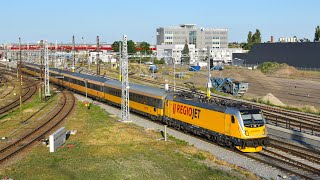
[0, 102, 257, 180]
[0, 93, 61, 139]
[258, 62, 285, 74]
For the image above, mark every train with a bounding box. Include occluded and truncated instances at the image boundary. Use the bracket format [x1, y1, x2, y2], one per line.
[22, 63, 268, 152]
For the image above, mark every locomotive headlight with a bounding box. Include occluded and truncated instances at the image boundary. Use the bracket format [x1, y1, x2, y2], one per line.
[245, 130, 249, 136]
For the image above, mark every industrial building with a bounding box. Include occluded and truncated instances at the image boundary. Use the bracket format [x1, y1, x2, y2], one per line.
[156, 24, 228, 49]
[232, 42, 320, 68]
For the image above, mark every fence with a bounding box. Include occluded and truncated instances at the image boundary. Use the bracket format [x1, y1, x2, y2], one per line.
[295, 67, 320, 72]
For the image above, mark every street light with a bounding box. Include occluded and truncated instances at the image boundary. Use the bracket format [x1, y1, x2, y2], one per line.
[84, 79, 88, 99]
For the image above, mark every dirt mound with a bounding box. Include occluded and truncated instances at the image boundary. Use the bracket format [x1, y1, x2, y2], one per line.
[262, 93, 286, 107]
[272, 64, 299, 77]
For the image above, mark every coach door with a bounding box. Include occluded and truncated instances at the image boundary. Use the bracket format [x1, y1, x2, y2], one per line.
[225, 114, 232, 136]
[165, 100, 170, 117]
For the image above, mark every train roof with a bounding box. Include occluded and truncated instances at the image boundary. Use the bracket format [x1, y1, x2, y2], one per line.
[25, 63, 109, 83]
[25, 63, 166, 98]
[52, 68, 109, 83]
[104, 79, 166, 98]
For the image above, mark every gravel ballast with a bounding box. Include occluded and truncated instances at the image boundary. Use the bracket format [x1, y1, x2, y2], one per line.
[75, 94, 290, 179]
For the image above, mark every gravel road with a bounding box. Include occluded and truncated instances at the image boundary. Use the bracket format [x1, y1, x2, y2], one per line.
[75, 94, 291, 179]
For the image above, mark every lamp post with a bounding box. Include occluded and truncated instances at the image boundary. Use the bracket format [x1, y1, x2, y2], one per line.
[206, 46, 212, 98]
[84, 79, 88, 99]
[173, 58, 176, 92]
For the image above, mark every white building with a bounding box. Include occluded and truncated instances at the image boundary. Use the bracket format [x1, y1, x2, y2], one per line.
[156, 44, 243, 65]
[89, 51, 117, 64]
[156, 24, 228, 49]
[279, 37, 298, 43]
[197, 48, 243, 64]
[156, 44, 197, 64]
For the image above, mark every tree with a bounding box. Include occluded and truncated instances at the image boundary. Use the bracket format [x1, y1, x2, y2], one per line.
[253, 29, 261, 43]
[181, 40, 190, 65]
[244, 31, 253, 50]
[139, 41, 152, 55]
[247, 31, 253, 44]
[112, 40, 136, 54]
[244, 29, 261, 50]
[111, 41, 121, 52]
[314, 25, 320, 42]
[127, 40, 136, 54]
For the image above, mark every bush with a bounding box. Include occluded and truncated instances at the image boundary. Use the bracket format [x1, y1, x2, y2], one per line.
[258, 61, 286, 74]
[154, 58, 166, 64]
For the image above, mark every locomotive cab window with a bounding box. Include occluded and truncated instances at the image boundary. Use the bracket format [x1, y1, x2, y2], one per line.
[241, 110, 264, 127]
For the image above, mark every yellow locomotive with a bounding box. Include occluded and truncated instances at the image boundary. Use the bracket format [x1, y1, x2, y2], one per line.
[23, 63, 268, 152]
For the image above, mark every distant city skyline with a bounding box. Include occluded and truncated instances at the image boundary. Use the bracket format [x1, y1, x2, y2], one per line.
[1, 0, 319, 44]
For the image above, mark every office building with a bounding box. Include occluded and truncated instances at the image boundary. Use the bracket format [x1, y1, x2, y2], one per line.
[156, 24, 228, 49]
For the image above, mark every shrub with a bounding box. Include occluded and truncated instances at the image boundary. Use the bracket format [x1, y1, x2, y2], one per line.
[258, 61, 286, 74]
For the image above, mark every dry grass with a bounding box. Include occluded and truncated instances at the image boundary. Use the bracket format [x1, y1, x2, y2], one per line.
[0, 102, 260, 180]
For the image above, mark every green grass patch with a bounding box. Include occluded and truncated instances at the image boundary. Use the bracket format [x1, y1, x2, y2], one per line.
[0, 102, 249, 180]
[258, 61, 286, 74]
[192, 152, 206, 160]
[0, 95, 41, 120]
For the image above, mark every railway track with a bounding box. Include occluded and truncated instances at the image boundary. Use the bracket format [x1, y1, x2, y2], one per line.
[243, 149, 320, 179]
[131, 75, 320, 136]
[76, 67, 320, 136]
[0, 90, 75, 164]
[76, 67, 320, 179]
[0, 77, 37, 116]
[269, 138, 320, 164]
[121, 102, 320, 179]
[0, 74, 15, 100]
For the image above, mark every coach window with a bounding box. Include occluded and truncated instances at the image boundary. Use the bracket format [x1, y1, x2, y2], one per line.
[231, 116, 235, 123]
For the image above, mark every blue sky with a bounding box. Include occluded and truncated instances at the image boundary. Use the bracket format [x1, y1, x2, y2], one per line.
[1, 0, 319, 44]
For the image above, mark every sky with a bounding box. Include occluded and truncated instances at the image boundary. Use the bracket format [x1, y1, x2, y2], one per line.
[1, 0, 319, 44]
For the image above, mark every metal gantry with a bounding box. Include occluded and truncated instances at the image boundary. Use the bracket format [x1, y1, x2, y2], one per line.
[72, 35, 75, 72]
[121, 35, 130, 122]
[96, 36, 101, 75]
[44, 41, 51, 97]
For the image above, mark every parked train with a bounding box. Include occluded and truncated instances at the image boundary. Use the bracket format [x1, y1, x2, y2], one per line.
[22, 63, 268, 152]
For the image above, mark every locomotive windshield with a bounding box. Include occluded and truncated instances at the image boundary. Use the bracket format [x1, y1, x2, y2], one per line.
[240, 110, 265, 126]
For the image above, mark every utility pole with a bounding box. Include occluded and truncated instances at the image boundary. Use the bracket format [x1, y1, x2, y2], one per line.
[206, 46, 212, 98]
[96, 36, 100, 75]
[16, 49, 19, 80]
[121, 35, 130, 122]
[19, 38, 23, 120]
[44, 41, 50, 97]
[72, 35, 75, 72]
[119, 41, 122, 81]
[4, 44, 8, 69]
[55, 40, 58, 68]
[39, 40, 44, 101]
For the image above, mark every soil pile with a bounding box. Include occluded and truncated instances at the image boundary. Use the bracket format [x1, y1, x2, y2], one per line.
[261, 93, 286, 107]
[272, 64, 299, 77]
